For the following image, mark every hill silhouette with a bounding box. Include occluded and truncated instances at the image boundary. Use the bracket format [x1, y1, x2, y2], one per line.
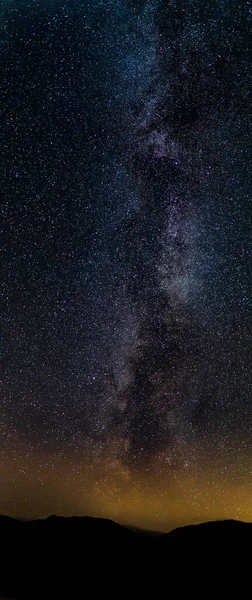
[0, 515, 251, 598]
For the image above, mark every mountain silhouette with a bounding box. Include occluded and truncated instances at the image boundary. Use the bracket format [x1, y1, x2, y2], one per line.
[0, 515, 251, 598]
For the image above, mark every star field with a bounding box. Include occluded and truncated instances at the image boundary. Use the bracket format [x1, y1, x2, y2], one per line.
[1, 0, 251, 531]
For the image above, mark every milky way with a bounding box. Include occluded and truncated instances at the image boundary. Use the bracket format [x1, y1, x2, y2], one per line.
[1, 0, 251, 530]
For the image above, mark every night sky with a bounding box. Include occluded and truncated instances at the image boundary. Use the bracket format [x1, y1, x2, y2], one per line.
[1, 0, 251, 531]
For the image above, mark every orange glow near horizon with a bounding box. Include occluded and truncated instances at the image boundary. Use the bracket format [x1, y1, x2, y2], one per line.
[1, 445, 251, 532]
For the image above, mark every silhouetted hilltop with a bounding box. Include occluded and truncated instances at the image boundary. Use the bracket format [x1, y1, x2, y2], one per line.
[162, 518, 252, 543]
[0, 515, 250, 598]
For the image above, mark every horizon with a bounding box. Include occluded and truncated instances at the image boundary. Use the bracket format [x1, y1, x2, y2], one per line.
[2, 503, 252, 535]
[1, 512, 251, 536]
